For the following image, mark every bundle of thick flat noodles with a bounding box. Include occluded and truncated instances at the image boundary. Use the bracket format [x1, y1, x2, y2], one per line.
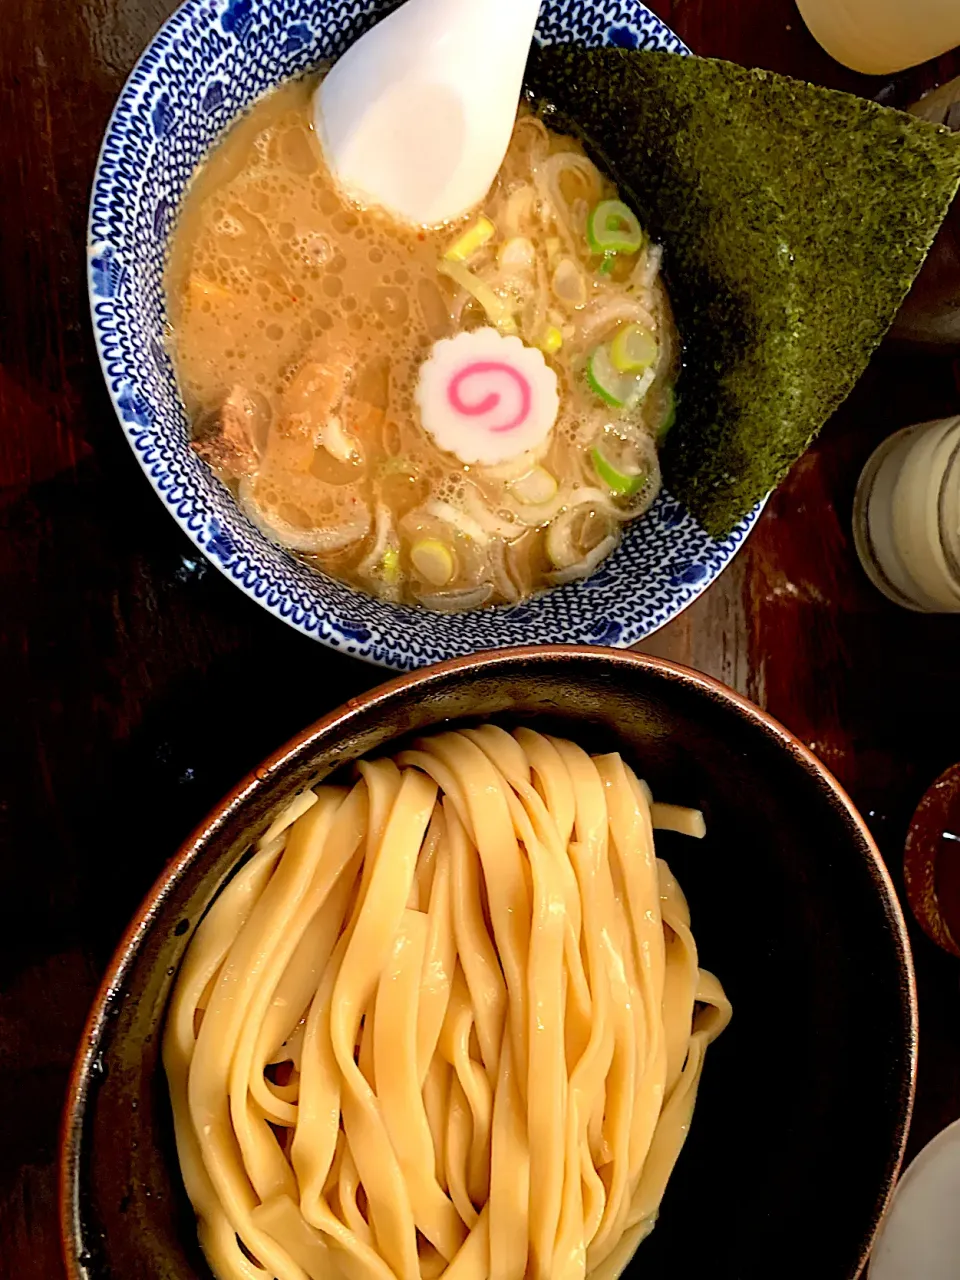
[164, 728, 731, 1280]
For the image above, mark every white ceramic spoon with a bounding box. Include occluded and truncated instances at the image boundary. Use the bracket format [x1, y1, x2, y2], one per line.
[314, 0, 543, 227]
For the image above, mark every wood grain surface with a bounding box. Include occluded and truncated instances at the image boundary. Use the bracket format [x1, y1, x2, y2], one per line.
[1, 2, 958, 1275]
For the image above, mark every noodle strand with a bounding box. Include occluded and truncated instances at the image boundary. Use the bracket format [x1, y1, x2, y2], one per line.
[166, 731, 730, 1280]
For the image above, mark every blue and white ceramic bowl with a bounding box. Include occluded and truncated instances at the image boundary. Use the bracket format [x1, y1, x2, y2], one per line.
[90, 0, 759, 670]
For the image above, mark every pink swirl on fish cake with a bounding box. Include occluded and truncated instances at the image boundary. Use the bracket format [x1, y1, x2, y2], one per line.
[415, 329, 560, 467]
[447, 361, 533, 434]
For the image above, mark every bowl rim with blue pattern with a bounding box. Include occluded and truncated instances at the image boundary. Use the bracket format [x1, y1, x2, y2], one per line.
[88, 0, 761, 671]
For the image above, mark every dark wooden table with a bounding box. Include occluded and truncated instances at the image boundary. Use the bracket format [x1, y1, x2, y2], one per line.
[2, 1, 959, 1275]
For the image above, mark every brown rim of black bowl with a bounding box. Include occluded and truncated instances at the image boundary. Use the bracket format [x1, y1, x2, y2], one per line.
[58, 645, 919, 1280]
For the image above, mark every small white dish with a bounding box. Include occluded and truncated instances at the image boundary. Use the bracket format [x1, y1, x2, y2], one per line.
[869, 1118, 960, 1279]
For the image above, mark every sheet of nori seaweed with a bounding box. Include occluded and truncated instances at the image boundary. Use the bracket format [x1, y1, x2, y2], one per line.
[526, 48, 960, 535]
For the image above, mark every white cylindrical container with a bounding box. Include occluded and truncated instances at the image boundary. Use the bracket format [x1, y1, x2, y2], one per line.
[795, 0, 960, 76]
[853, 416, 960, 612]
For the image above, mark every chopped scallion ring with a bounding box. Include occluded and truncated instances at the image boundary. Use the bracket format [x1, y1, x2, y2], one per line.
[381, 547, 401, 584]
[610, 324, 658, 374]
[510, 466, 559, 506]
[587, 200, 645, 256]
[444, 216, 496, 263]
[658, 386, 677, 442]
[591, 446, 647, 497]
[539, 325, 564, 356]
[410, 539, 455, 587]
[586, 344, 631, 409]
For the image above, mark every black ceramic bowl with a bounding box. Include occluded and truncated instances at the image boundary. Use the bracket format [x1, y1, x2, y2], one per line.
[61, 648, 917, 1280]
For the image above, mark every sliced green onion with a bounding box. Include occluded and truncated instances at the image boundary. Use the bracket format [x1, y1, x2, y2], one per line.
[586, 344, 632, 409]
[411, 538, 455, 587]
[658, 386, 677, 443]
[552, 258, 587, 308]
[539, 325, 564, 356]
[599, 256, 616, 276]
[438, 259, 518, 335]
[382, 547, 401, 583]
[610, 324, 658, 374]
[444, 216, 496, 263]
[591, 446, 647, 497]
[510, 466, 559, 506]
[499, 237, 536, 272]
[587, 200, 644, 256]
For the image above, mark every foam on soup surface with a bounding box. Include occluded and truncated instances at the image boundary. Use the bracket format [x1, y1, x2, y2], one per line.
[166, 77, 678, 611]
